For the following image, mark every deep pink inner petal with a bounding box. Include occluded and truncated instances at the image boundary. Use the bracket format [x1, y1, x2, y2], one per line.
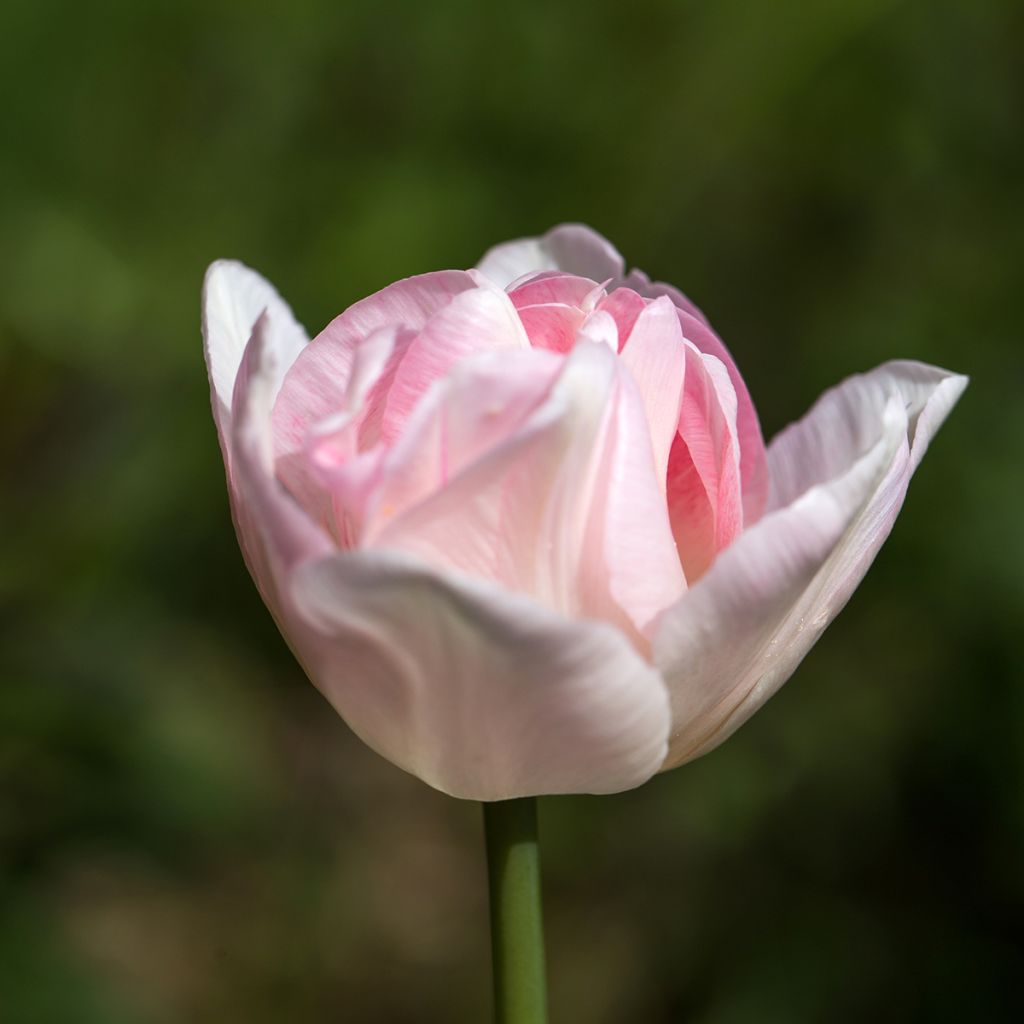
[598, 288, 647, 349]
[675, 309, 768, 524]
[666, 346, 743, 582]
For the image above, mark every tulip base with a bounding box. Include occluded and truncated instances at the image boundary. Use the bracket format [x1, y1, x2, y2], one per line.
[483, 797, 549, 1024]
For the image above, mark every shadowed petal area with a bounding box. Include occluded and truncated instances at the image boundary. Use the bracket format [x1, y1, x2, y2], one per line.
[477, 223, 625, 289]
[289, 551, 671, 800]
[654, 362, 966, 770]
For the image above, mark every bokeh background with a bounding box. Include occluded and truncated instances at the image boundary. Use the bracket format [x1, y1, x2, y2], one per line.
[2, 0, 1022, 1020]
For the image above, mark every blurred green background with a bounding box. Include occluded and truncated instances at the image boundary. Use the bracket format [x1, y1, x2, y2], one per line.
[2, 0, 1021, 1020]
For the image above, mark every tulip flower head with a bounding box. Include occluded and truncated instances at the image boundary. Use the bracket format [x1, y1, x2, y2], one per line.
[203, 224, 965, 800]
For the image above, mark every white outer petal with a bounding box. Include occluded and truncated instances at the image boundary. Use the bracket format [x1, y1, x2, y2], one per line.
[290, 551, 671, 800]
[476, 223, 626, 289]
[202, 259, 308, 441]
[654, 361, 967, 769]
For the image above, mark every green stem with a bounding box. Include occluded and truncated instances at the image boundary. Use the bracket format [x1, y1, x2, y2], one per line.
[483, 797, 549, 1024]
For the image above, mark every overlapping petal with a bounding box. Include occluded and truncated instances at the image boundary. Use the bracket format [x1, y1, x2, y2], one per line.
[370, 341, 684, 639]
[272, 270, 479, 460]
[208, 263, 674, 800]
[477, 223, 625, 290]
[202, 259, 308, 446]
[290, 552, 671, 800]
[666, 345, 743, 582]
[653, 362, 967, 769]
[204, 230, 965, 801]
[475, 226, 769, 524]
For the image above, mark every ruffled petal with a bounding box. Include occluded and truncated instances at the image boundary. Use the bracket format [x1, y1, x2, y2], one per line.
[289, 550, 671, 799]
[653, 361, 966, 769]
[477, 223, 625, 290]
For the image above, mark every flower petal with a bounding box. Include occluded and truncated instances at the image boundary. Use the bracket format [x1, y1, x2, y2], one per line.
[379, 281, 530, 444]
[515, 303, 588, 352]
[289, 550, 671, 799]
[202, 260, 308, 445]
[653, 361, 966, 769]
[766, 360, 968, 512]
[374, 341, 684, 641]
[618, 295, 687, 489]
[674, 308, 768, 525]
[271, 270, 479, 461]
[621, 269, 710, 326]
[368, 348, 562, 543]
[582, 346, 687, 637]
[226, 311, 333, 609]
[508, 271, 604, 309]
[666, 346, 743, 582]
[477, 223, 625, 290]
[598, 287, 648, 347]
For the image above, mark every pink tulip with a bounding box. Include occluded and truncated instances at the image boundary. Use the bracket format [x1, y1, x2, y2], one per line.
[203, 224, 966, 801]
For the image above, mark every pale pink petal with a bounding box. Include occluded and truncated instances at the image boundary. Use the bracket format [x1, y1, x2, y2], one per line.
[375, 341, 684, 642]
[667, 347, 743, 582]
[202, 260, 308, 447]
[380, 283, 530, 444]
[598, 287, 648, 347]
[289, 550, 671, 799]
[476, 223, 625, 289]
[516, 303, 587, 352]
[271, 270, 478, 461]
[291, 326, 408, 546]
[274, 326, 413, 539]
[227, 312, 333, 609]
[508, 272, 604, 309]
[618, 295, 687, 487]
[579, 352, 687, 637]
[577, 309, 620, 350]
[367, 349, 562, 542]
[653, 362, 967, 769]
